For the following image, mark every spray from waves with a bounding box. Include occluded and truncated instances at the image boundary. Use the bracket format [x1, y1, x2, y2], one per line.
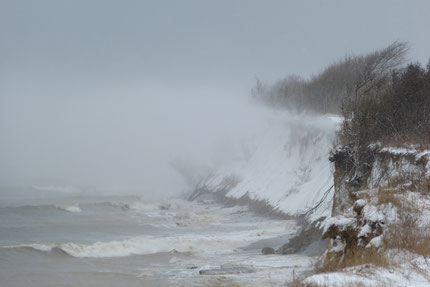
[75, 197, 193, 212]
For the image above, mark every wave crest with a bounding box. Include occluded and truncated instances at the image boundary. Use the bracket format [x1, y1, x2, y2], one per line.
[3, 227, 279, 258]
[54, 204, 81, 213]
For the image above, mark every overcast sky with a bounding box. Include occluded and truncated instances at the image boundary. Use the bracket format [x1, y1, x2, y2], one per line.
[1, 0, 430, 194]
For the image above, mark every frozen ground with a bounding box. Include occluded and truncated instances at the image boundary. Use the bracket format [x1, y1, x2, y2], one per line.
[303, 253, 430, 287]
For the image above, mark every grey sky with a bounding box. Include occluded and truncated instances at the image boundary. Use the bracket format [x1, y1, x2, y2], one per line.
[2, 1, 430, 86]
[1, 0, 429, 194]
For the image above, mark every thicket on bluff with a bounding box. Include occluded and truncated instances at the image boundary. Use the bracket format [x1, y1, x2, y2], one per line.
[253, 41, 430, 150]
[252, 42, 409, 115]
[341, 56, 430, 149]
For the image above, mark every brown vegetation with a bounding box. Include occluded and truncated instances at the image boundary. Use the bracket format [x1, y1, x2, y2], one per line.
[319, 246, 388, 273]
[376, 188, 402, 208]
[341, 58, 430, 149]
[256, 41, 430, 151]
[383, 212, 430, 257]
[253, 42, 408, 114]
[267, 42, 430, 286]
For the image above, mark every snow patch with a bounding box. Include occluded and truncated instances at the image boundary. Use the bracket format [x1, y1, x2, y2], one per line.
[366, 235, 383, 248]
[329, 236, 345, 253]
[204, 112, 339, 221]
[358, 224, 371, 238]
[322, 216, 356, 234]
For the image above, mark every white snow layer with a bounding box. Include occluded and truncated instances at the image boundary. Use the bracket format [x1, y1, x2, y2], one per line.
[303, 256, 430, 287]
[206, 112, 339, 221]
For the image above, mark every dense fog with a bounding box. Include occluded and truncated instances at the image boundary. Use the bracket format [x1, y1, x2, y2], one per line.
[1, 0, 430, 195]
[0, 77, 275, 194]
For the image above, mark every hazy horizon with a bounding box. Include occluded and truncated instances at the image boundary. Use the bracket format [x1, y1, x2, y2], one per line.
[1, 0, 430, 195]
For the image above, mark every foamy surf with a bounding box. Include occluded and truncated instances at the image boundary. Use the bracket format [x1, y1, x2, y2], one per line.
[0, 195, 309, 287]
[54, 204, 81, 213]
[4, 222, 288, 258]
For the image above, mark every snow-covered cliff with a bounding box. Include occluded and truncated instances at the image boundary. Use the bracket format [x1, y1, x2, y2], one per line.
[309, 144, 430, 286]
[194, 112, 340, 221]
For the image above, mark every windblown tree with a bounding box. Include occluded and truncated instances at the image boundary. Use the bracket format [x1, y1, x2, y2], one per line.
[255, 41, 430, 149]
[342, 59, 430, 148]
[253, 41, 408, 115]
[340, 41, 408, 148]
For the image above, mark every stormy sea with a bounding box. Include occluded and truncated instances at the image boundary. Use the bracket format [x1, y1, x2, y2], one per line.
[0, 186, 313, 287]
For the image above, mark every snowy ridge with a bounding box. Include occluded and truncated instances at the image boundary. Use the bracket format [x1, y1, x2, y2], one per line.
[205, 112, 340, 221]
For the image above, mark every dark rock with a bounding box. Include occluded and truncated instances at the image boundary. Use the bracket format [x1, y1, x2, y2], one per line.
[276, 244, 294, 254]
[159, 203, 171, 210]
[261, 247, 275, 255]
[353, 200, 365, 216]
[277, 217, 326, 255]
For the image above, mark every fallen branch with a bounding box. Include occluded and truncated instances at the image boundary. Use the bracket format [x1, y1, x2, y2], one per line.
[304, 184, 334, 217]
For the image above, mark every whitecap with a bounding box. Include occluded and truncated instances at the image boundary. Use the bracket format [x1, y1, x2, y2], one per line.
[3, 227, 285, 258]
[54, 204, 81, 213]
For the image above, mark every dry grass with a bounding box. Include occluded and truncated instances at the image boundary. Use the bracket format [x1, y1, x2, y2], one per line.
[417, 177, 430, 195]
[317, 247, 388, 273]
[382, 135, 430, 151]
[296, 167, 430, 285]
[376, 173, 430, 212]
[376, 187, 402, 208]
[379, 173, 430, 256]
[383, 172, 426, 193]
[383, 213, 430, 256]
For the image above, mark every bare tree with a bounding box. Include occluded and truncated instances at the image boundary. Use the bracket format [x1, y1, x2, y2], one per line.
[255, 42, 408, 115]
[341, 42, 408, 147]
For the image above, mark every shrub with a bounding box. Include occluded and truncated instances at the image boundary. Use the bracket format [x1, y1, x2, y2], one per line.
[341, 60, 430, 149]
[376, 188, 402, 208]
[254, 42, 408, 115]
[383, 213, 430, 256]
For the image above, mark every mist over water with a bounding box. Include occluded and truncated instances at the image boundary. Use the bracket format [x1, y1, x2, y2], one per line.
[0, 76, 274, 196]
[2, 0, 430, 197]
[1, 2, 430, 286]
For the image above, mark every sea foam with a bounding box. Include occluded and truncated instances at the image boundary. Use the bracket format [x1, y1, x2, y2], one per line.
[54, 204, 81, 213]
[4, 224, 286, 258]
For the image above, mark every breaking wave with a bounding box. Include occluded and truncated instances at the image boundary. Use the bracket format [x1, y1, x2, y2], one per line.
[54, 204, 81, 213]
[0, 203, 81, 213]
[4, 226, 284, 258]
